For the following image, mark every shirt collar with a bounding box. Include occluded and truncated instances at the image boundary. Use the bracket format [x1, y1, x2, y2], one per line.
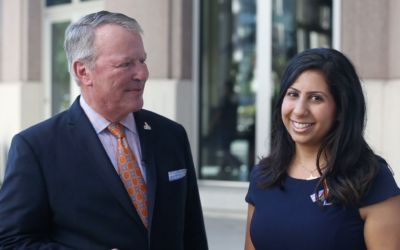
[79, 96, 138, 135]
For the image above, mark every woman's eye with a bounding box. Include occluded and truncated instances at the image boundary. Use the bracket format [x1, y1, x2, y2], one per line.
[311, 95, 322, 101]
[287, 92, 297, 97]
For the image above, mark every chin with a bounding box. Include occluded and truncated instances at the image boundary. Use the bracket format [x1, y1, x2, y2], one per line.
[128, 102, 144, 113]
[127, 106, 143, 114]
[123, 98, 143, 111]
[290, 135, 311, 145]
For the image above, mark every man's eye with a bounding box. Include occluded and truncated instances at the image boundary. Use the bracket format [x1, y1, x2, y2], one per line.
[121, 62, 130, 67]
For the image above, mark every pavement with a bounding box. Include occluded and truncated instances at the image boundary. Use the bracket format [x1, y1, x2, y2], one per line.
[204, 214, 247, 250]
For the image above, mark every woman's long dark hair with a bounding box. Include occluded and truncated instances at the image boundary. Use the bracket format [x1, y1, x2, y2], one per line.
[258, 48, 380, 208]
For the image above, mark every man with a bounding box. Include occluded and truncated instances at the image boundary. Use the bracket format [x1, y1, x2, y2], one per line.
[0, 11, 208, 250]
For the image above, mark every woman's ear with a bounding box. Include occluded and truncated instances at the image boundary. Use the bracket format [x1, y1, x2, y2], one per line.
[73, 60, 92, 86]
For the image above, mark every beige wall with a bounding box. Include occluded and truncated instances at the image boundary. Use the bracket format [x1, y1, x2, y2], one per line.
[363, 79, 400, 184]
[341, 0, 388, 79]
[25, 0, 42, 81]
[342, 0, 400, 80]
[105, 0, 193, 80]
[342, 0, 400, 183]
[1, 0, 23, 81]
[142, 79, 193, 145]
[104, 0, 196, 147]
[0, 0, 44, 179]
[388, 0, 400, 78]
[1, 0, 41, 81]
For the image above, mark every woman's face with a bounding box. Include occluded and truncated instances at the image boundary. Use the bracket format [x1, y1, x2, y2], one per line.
[281, 70, 337, 148]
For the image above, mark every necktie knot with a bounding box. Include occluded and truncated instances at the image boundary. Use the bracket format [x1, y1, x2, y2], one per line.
[107, 123, 126, 138]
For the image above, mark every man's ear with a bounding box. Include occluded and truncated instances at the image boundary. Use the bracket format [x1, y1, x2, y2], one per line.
[73, 60, 92, 86]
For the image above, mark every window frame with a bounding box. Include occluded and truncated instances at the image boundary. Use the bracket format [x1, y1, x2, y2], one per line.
[42, 0, 104, 118]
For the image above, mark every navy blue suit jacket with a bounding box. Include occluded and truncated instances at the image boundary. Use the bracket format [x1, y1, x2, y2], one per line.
[0, 96, 208, 250]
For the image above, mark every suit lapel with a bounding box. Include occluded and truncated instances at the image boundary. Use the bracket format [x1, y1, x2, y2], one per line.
[67, 97, 146, 231]
[134, 110, 157, 234]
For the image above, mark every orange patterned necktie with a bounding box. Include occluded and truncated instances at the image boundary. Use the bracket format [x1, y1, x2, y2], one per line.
[107, 123, 148, 229]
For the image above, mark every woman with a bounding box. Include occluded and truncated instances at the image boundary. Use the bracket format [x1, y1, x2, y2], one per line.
[245, 48, 400, 250]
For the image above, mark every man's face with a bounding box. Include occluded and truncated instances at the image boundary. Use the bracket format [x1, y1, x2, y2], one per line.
[85, 24, 149, 121]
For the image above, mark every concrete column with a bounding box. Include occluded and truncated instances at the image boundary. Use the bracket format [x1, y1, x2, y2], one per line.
[105, 0, 193, 80]
[0, 0, 43, 182]
[388, 0, 400, 79]
[341, 0, 388, 79]
[104, 0, 195, 143]
[1, 0, 41, 81]
[342, 0, 400, 183]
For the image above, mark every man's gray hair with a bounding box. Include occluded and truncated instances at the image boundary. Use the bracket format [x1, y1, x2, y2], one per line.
[64, 11, 143, 85]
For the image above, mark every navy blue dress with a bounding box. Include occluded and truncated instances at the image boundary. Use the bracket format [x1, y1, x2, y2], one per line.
[245, 160, 400, 250]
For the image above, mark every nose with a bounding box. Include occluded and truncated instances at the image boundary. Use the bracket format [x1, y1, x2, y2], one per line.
[133, 62, 149, 82]
[292, 98, 308, 117]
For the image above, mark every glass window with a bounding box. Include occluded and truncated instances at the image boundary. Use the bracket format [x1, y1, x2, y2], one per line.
[199, 0, 332, 182]
[200, 0, 257, 182]
[46, 0, 71, 7]
[272, 0, 332, 108]
[51, 21, 71, 116]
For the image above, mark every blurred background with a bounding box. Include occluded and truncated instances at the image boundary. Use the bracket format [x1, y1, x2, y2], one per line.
[0, 0, 399, 249]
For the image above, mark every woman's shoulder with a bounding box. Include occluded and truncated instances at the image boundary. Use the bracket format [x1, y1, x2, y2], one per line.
[246, 164, 275, 205]
[360, 155, 400, 207]
[249, 164, 273, 183]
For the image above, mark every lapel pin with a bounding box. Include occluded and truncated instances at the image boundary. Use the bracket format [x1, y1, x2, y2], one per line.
[144, 122, 151, 130]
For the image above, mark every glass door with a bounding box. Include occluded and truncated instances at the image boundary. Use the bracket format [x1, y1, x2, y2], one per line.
[51, 21, 71, 116]
[200, 0, 257, 181]
[199, 0, 333, 182]
[272, 0, 333, 107]
[43, 0, 104, 118]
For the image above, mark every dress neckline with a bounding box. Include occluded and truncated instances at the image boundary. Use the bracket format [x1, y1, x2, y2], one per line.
[285, 173, 321, 182]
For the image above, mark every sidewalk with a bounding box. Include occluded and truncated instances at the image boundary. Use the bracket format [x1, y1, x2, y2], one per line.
[204, 213, 247, 250]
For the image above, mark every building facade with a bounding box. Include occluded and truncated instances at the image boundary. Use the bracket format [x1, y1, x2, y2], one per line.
[0, 0, 399, 215]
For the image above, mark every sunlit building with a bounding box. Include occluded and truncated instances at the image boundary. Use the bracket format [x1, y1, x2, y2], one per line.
[0, 0, 399, 215]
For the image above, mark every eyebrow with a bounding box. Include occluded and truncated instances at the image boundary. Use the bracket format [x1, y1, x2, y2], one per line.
[288, 87, 328, 98]
[121, 53, 147, 60]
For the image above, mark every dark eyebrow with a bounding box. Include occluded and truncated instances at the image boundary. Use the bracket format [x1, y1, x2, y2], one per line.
[288, 87, 328, 98]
